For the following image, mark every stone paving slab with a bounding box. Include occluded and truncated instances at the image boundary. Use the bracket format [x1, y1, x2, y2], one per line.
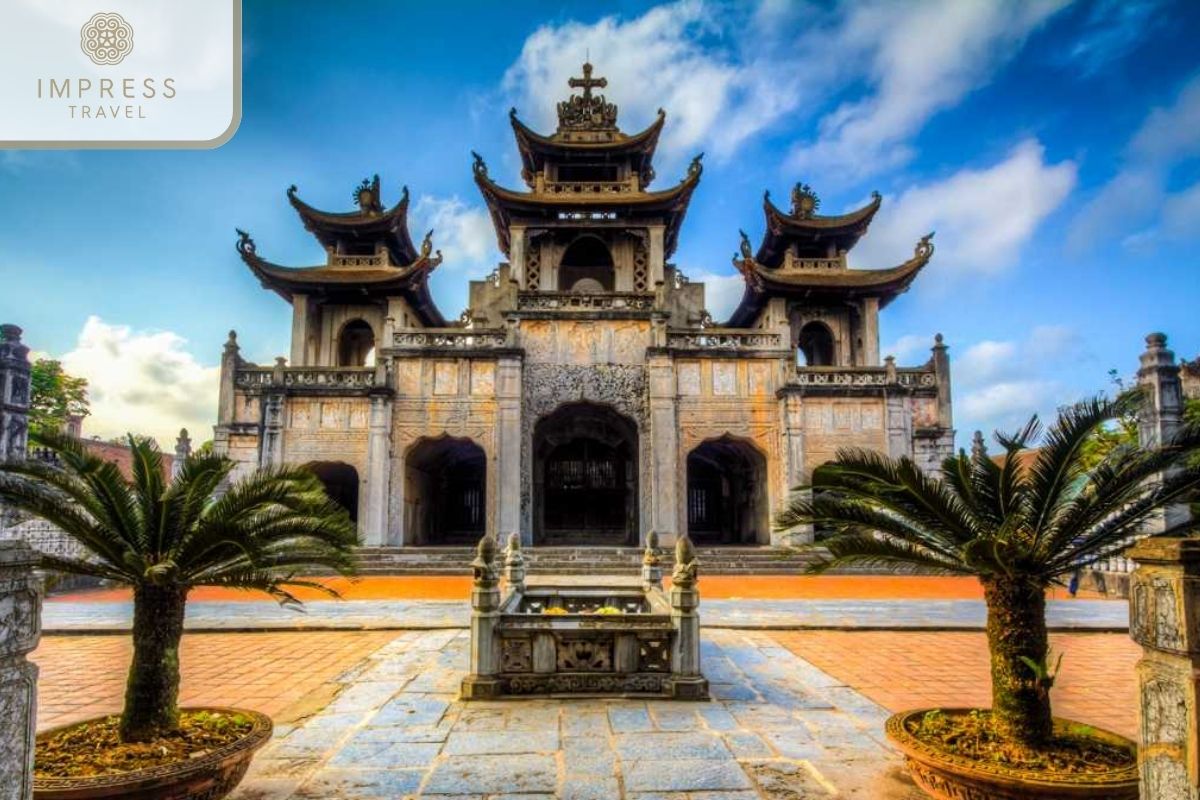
[41, 597, 1128, 632]
[229, 628, 930, 799]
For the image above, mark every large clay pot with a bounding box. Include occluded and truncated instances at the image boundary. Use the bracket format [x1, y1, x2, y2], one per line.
[34, 708, 272, 800]
[885, 709, 1139, 800]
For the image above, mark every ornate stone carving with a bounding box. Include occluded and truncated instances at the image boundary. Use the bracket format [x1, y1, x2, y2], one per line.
[504, 673, 664, 695]
[639, 639, 670, 672]
[390, 330, 508, 349]
[500, 638, 532, 673]
[557, 62, 618, 131]
[0, 542, 40, 800]
[517, 292, 655, 312]
[557, 637, 613, 672]
[792, 368, 936, 388]
[667, 331, 784, 350]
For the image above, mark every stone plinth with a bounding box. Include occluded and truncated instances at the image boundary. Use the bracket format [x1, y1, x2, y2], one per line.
[1129, 537, 1200, 799]
[0, 541, 42, 800]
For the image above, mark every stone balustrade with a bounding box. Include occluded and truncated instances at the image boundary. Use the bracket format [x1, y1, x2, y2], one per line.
[0, 541, 41, 800]
[542, 180, 636, 196]
[234, 366, 377, 390]
[786, 257, 842, 271]
[791, 366, 936, 388]
[329, 252, 389, 268]
[516, 292, 656, 312]
[389, 328, 509, 350]
[666, 329, 786, 351]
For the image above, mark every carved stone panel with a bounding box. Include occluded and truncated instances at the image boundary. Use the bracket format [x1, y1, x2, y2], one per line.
[556, 637, 613, 672]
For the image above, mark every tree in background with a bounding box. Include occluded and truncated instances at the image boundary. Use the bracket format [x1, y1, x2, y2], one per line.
[29, 359, 89, 434]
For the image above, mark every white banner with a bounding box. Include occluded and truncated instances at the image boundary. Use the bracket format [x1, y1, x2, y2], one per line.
[0, 0, 240, 148]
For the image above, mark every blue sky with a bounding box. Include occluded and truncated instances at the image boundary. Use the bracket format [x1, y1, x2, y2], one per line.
[1, 0, 1198, 446]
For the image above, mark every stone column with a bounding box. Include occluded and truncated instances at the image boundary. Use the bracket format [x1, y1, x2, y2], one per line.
[259, 358, 287, 469]
[931, 333, 953, 431]
[363, 386, 393, 546]
[0, 541, 42, 800]
[778, 391, 811, 545]
[859, 297, 880, 366]
[1129, 538, 1200, 799]
[213, 331, 240, 458]
[171, 428, 191, 478]
[495, 355, 524, 544]
[0, 324, 32, 462]
[648, 354, 678, 546]
[1138, 333, 1189, 535]
[461, 536, 502, 700]
[667, 535, 708, 699]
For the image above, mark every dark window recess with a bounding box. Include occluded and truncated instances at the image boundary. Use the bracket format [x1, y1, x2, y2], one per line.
[557, 164, 619, 182]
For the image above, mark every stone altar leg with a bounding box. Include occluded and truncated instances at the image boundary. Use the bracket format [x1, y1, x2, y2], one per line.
[0, 542, 42, 800]
[1129, 538, 1200, 800]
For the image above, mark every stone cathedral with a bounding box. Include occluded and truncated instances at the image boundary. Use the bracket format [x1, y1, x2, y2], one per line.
[217, 65, 954, 551]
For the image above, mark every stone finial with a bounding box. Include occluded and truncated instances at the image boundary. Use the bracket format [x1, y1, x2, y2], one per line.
[642, 531, 663, 591]
[223, 330, 239, 355]
[472, 534, 498, 587]
[934, 332, 945, 347]
[174, 428, 191, 462]
[672, 533, 698, 588]
[643, 531, 660, 565]
[0, 324, 22, 343]
[503, 532, 525, 592]
[971, 430, 987, 460]
[884, 354, 897, 383]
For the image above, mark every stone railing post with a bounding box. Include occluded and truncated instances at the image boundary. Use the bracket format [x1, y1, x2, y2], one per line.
[461, 535, 502, 700]
[171, 428, 191, 479]
[503, 532, 525, 593]
[642, 531, 663, 590]
[667, 534, 708, 699]
[0, 541, 42, 800]
[1129, 538, 1200, 799]
[0, 324, 32, 463]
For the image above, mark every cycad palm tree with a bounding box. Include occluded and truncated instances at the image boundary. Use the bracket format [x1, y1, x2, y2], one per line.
[776, 393, 1200, 746]
[0, 432, 358, 742]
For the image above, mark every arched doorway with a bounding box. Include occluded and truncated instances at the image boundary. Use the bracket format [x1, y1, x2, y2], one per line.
[797, 321, 835, 366]
[306, 462, 360, 523]
[338, 319, 375, 366]
[404, 437, 487, 545]
[533, 403, 638, 545]
[685, 436, 768, 545]
[558, 236, 614, 292]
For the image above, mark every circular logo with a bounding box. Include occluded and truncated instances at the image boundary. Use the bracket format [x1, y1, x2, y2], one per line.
[80, 12, 134, 66]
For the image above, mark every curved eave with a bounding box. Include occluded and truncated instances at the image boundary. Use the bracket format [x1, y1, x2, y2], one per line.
[474, 166, 700, 257]
[510, 110, 666, 181]
[725, 252, 930, 327]
[239, 249, 445, 326]
[287, 187, 418, 264]
[756, 193, 882, 265]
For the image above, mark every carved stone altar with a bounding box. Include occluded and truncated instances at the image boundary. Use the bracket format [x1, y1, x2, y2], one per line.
[461, 533, 708, 700]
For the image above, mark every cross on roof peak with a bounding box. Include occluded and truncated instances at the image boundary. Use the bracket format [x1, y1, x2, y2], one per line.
[568, 62, 607, 101]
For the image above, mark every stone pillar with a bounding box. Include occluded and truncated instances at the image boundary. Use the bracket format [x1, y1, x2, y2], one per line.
[461, 535, 502, 700]
[363, 386, 393, 546]
[0, 541, 42, 800]
[495, 355, 524, 544]
[289, 294, 310, 366]
[648, 354, 678, 546]
[1138, 333, 1190, 535]
[0, 324, 32, 462]
[931, 333, 953, 431]
[667, 535, 708, 699]
[213, 331, 240, 457]
[171, 429, 191, 478]
[259, 358, 287, 469]
[1129, 538, 1200, 799]
[778, 392, 811, 545]
[860, 297, 880, 366]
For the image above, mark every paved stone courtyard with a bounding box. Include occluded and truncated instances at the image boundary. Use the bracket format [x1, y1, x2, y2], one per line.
[232, 628, 923, 799]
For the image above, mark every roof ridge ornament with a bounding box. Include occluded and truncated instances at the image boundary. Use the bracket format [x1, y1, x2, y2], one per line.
[354, 175, 383, 215]
[557, 61, 618, 132]
[732, 229, 763, 293]
[915, 231, 935, 260]
[790, 182, 820, 218]
[234, 228, 256, 257]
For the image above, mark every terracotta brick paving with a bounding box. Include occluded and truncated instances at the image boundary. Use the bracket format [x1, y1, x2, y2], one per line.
[771, 631, 1139, 739]
[48, 574, 1100, 603]
[31, 631, 398, 731]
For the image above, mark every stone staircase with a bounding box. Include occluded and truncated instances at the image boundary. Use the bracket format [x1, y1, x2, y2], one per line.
[354, 545, 827, 575]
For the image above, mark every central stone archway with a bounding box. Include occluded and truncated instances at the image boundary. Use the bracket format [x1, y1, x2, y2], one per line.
[533, 402, 638, 545]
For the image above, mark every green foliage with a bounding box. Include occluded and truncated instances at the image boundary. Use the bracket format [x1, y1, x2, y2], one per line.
[0, 432, 359, 740]
[28, 359, 89, 434]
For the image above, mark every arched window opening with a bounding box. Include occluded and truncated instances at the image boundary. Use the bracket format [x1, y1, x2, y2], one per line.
[558, 236, 614, 292]
[405, 437, 487, 545]
[338, 320, 375, 367]
[798, 322, 835, 367]
[307, 462, 359, 523]
[533, 402, 638, 545]
[686, 436, 768, 545]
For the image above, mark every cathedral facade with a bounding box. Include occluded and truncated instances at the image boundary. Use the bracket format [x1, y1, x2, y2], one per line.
[216, 65, 955, 550]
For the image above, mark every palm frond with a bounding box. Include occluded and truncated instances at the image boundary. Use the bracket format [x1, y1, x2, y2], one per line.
[808, 532, 974, 575]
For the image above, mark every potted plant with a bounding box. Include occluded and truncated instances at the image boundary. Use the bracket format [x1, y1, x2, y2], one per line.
[0, 432, 358, 800]
[776, 394, 1200, 799]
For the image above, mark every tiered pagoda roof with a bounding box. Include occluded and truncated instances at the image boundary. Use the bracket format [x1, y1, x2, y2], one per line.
[475, 62, 701, 259]
[727, 183, 932, 327]
[236, 176, 446, 326]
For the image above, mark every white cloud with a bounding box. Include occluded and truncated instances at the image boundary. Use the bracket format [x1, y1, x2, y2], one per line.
[960, 379, 1063, 433]
[852, 139, 1076, 276]
[411, 195, 496, 269]
[787, 0, 1067, 180]
[1070, 74, 1200, 252]
[882, 333, 931, 363]
[55, 317, 219, 448]
[686, 270, 745, 322]
[956, 340, 1019, 387]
